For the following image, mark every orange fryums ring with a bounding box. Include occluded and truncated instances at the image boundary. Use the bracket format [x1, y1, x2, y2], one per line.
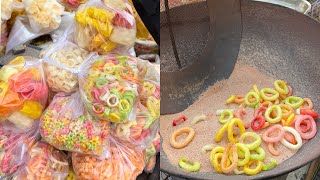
[267, 143, 280, 156]
[301, 98, 313, 110]
[261, 101, 273, 108]
[170, 127, 195, 149]
[221, 143, 238, 173]
[234, 95, 245, 104]
[279, 104, 294, 119]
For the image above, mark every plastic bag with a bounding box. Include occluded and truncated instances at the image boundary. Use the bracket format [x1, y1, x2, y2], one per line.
[73, 0, 136, 54]
[111, 59, 160, 147]
[144, 131, 160, 173]
[0, 56, 48, 129]
[1, 0, 14, 21]
[6, 16, 42, 53]
[127, 0, 154, 40]
[0, 123, 39, 178]
[7, 1, 25, 33]
[42, 40, 89, 93]
[111, 102, 159, 148]
[22, 0, 64, 33]
[50, 12, 75, 42]
[12, 141, 69, 180]
[78, 54, 139, 123]
[72, 138, 145, 180]
[40, 92, 110, 157]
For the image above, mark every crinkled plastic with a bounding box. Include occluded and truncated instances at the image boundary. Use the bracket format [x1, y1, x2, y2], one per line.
[7, 2, 25, 33]
[12, 141, 69, 180]
[0, 123, 40, 178]
[50, 13, 75, 42]
[0, 56, 48, 129]
[137, 59, 160, 120]
[42, 39, 89, 93]
[6, 16, 42, 53]
[78, 54, 140, 123]
[40, 92, 110, 157]
[111, 102, 159, 148]
[111, 59, 160, 149]
[73, 0, 136, 54]
[127, 0, 153, 40]
[144, 131, 160, 173]
[72, 138, 145, 180]
[1, 0, 14, 21]
[22, 0, 64, 33]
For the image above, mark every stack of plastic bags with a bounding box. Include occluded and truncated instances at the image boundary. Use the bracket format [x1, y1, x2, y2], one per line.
[0, 0, 160, 179]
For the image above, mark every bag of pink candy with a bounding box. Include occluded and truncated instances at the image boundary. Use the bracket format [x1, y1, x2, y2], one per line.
[40, 92, 110, 157]
[0, 123, 40, 178]
[0, 56, 48, 130]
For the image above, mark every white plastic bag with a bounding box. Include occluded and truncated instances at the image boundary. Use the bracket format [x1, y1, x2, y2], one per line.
[23, 0, 64, 33]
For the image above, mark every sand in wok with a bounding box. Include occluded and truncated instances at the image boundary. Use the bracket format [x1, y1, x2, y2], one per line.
[160, 64, 303, 173]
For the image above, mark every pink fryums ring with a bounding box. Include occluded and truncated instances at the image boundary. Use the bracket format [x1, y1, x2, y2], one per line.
[294, 115, 317, 140]
[92, 103, 105, 114]
[262, 124, 285, 143]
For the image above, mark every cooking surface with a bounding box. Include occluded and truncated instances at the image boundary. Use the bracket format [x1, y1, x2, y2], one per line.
[160, 0, 320, 179]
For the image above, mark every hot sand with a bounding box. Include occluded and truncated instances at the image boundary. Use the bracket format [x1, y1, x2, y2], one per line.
[160, 64, 302, 173]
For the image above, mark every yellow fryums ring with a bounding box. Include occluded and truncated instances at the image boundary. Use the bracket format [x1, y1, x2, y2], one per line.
[215, 122, 229, 142]
[274, 80, 289, 95]
[244, 160, 263, 175]
[178, 158, 201, 172]
[239, 132, 262, 150]
[227, 118, 245, 143]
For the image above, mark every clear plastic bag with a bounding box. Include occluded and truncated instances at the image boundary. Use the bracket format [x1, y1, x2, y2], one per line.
[42, 39, 89, 93]
[111, 59, 160, 147]
[12, 141, 69, 180]
[73, 0, 136, 54]
[0, 56, 48, 129]
[22, 0, 64, 33]
[6, 16, 42, 53]
[0, 123, 40, 178]
[111, 102, 159, 148]
[1, 0, 14, 21]
[144, 131, 160, 173]
[78, 54, 139, 123]
[72, 138, 146, 180]
[40, 92, 110, 157]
